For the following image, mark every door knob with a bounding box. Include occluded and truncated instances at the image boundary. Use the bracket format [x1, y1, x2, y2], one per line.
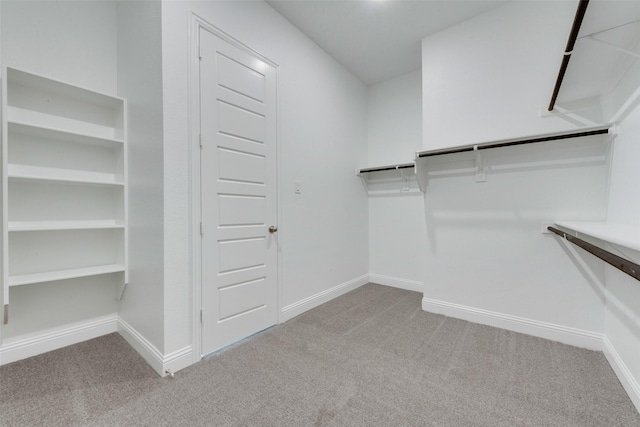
[269, 226, 278, 233]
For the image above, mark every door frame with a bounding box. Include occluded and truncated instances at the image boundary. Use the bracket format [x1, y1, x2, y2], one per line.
[189, 13, 281, 362]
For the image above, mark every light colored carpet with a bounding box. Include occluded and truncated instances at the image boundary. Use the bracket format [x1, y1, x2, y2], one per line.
[1, 284, 639, 426]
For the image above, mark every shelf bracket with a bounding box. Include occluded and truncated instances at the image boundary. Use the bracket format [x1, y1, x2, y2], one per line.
[603, 241, 640, 265]
[357, 168, 370, 193]
[398, 166, 411, 192]
[117, 282, 128, 301]
[415, 158, 429, 193]
[474, 145, 486, 183]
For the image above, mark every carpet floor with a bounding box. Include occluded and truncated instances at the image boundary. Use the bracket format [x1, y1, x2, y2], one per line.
[1, 283, 639, 426]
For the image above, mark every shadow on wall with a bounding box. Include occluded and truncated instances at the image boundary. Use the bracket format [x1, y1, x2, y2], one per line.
[556, 239, 640, 343]
[421, 133, 611, 255]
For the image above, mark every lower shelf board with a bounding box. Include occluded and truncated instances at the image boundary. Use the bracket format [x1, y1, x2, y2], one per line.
[7, 164, 124, 187]
[7, 220, 125, 232]
[8, 264, 125, 287]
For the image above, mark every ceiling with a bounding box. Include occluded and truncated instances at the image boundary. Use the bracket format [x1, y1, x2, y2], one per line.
[265, 0, 640, 121]
[266, 0, 508, 86]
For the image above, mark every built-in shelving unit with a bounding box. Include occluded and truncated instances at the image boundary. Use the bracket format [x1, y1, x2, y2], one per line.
[2, 67, 128, 324]
[357, 162, 419, 195]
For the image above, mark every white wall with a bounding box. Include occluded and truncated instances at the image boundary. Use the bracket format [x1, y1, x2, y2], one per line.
[603, 103, 640, 409]
[0, 0, 120, 340]
[420, 138, 609, 341]
[422, 1, 577, 150]
[419, 0, 609, 347]
[160, 0, 369, 355]
[368, 70, 422, 166]
[367, 70, 426, 290]
[116, 1, 165, 354]
[1, 1, 117, 95]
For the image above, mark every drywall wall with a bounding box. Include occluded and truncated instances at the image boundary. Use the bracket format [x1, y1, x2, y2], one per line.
[161, 0, 369, 356]
[367, 70, 425, 290]
[0, 1, 117, 95]
[603, 103, 640, 409]
[0, 0, 119, 340]
[368, 70, 422, 166]
[422, 1, 578, 150]
[419, 137, 609, 343]
[116, 1, 165, 354]
[419, 1, 608, 345]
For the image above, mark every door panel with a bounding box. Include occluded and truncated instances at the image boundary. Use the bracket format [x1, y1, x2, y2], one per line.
[217, 54, 266, 102]
[200, 28, 278, 355]
[217, 100, 266, 142]
[218, 278, 267, 320]
[218, 238, 266, 273]
[218, 148, 266, 184]
[218, 196, 265, 226]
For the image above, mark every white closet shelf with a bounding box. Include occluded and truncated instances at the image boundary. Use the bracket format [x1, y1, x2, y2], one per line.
[6, 107, 120, 142]
[8, 164, 124, 186]
[554, 221, 640, 252]
[357, 162, 419, 195]
[8, 120, 125, 148]
[357, 162, 415, 175]
[6, 67, 124, 108]
[8, 264, 126, 287]
[8, 220, 125, 232]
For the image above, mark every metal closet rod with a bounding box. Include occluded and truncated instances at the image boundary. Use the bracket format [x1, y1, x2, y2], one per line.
[547, 226, 640, 282]
[548, 0, 590, 111]
[359, 163, 414, 173]
[417, 126, 610, 158]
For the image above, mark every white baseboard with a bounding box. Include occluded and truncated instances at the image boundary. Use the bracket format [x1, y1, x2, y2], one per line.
[117, 317, 193, 377]
[422, 297, 603, 351]
[0, 314, 118, 366]
[603, 336, 640, 413]
[280, 274, 369, 322]
[0, 314, 193, 377]
[369, 274, 423, 293]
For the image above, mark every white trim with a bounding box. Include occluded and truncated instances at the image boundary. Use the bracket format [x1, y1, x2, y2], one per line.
[0, 314, 117, 366]
[280, 274, 369, 322]
[118, 317, 193, 377]
[163, 345, 194, 377]
[369, 274, 423, 293]
[117, 317, 164, 374]
[192, 13, 279, 69]
[422, 297, 603, 351]
[0, 314, 194, 375]
[603, 335, 640, 413]
[189, 11, 203, 367]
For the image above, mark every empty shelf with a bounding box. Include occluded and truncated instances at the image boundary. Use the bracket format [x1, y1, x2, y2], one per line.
[8, 220, 125, 232]
[8, 264, 126, 287]
[8, 120, 124, 148]
[7, 164, 124, 186]
[554, 221, 640, 252]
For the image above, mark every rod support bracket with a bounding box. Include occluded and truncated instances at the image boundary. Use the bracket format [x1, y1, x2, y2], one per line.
[397, 165, 411, 192]
[474, 145, 486, 183]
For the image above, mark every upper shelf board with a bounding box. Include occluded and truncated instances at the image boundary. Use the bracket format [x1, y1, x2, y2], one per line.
[554, 221, 640, 252]
[416, 125, 612, 159]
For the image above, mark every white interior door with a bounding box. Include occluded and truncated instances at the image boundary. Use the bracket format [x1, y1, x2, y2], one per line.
[200, 28, 278, 356]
